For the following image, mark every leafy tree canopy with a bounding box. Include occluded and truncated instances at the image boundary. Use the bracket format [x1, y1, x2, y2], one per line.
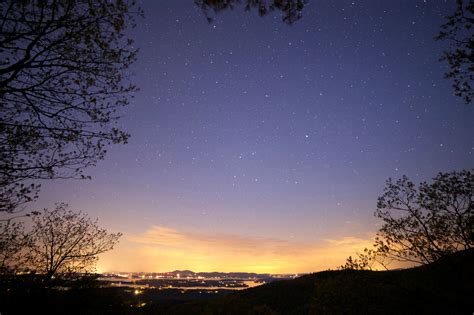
[0, 0, 141, 213]
[25, 203, 121, 281]
[195, 0, 307, 25]
[436, 0, 474, 104]
[343, 170, 473, 269]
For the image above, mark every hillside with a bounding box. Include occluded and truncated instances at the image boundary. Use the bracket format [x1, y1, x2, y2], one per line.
[0, 249, 472, 314]
[156, 249, 474, 314]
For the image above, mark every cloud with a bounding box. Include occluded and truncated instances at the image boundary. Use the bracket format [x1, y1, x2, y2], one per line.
[128, 225, 305, 257]
[98, 226, 375, 273]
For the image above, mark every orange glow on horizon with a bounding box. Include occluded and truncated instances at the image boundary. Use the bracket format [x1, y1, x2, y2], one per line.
[98, 225, 376, 274]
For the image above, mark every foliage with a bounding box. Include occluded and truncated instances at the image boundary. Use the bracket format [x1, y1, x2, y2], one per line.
[342, 170, 473, 270]
[0, 218, 30, 274]
[25, 203, 121, 281]
[340, 248, 378, 271]
[0, 0, 141, 213]
[436, 0, 474, 104]
[195, 0, 307, 25]
[374, 170, 473, 265]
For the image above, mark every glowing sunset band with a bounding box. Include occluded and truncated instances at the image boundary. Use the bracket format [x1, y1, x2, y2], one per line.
[98, 226, 374, 274]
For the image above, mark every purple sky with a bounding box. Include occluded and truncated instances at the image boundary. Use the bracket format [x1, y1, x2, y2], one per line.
[34, 0, 473, 272]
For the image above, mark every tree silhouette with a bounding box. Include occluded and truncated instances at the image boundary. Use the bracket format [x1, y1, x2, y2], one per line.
[195, 0, 307, 25]
[0, 219, 30, 274]
[343, 170, 473, 269]
[374, 170, 473, 264]
[25, 203, 121, 282]
[436, 0, 474, 104]
[0, 0, 141, 213]
[339, 248, 388, 271]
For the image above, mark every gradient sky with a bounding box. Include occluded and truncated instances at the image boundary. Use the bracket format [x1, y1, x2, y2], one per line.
[34, 0, 473, 273]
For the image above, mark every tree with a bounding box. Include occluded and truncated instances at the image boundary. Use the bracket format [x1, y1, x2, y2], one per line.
[25, 203, 121, 281]
[195, 0, 307, 25]
[0, 218, 30, 274]
[342, 170, 473, 270]
[0, 0, 141, 213]
[339, 248, 388, 271]
[436, 0, 474, 104]
[374, 170, 473, 264]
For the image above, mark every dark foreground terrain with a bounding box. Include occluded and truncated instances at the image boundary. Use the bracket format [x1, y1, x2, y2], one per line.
[1, 249, 472, 314]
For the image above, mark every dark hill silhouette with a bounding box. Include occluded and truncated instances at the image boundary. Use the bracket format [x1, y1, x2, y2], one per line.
[157, 249, 474, 314]
[0, 249, 472, 314]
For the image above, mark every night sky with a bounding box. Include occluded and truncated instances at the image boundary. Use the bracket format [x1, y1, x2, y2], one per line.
[36, 0, 473, 273]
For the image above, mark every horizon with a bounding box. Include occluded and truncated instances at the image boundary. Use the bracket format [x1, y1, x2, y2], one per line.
[98, 269, 301, 275]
